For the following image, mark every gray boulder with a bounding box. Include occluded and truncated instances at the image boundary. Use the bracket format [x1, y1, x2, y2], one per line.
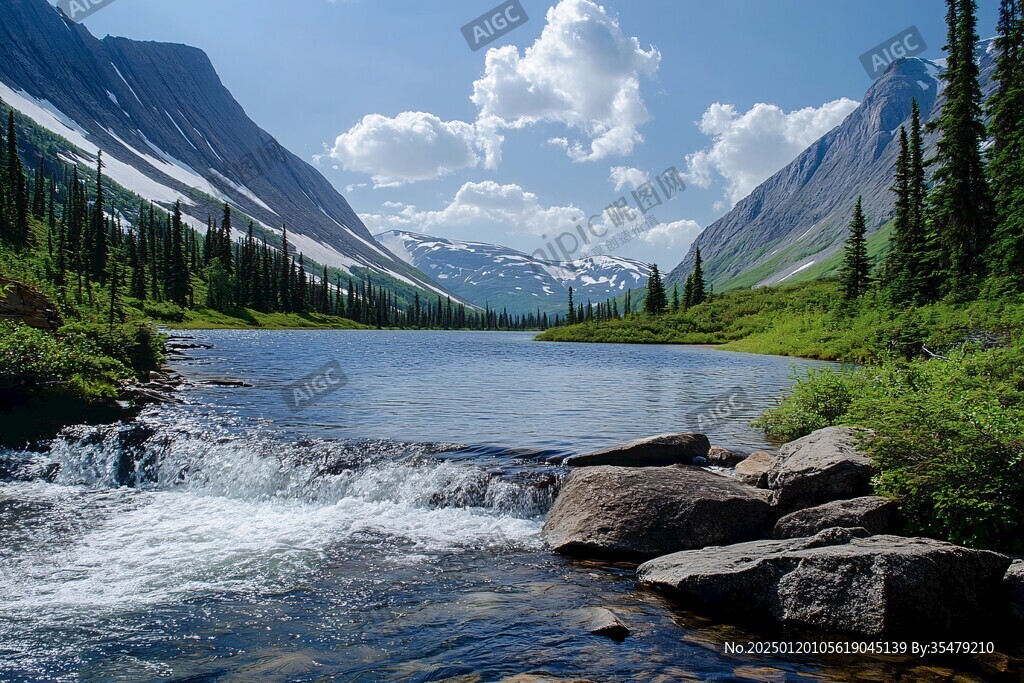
[638, 528, 1010, 638]
[734, 451, 775, 488]
[543, 466, 773, 558]
[772, 496, 897, 539]
[767, 427, 873, 511]
[707, 445, 747, 467]
[562, 433, 710, 467]
[1007, 562, 1024, 622]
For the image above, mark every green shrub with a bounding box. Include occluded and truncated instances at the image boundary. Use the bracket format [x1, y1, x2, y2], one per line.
[752, 367, 862, 443]
[753, 344, 1024, 551]
[0, 321, 128, 398]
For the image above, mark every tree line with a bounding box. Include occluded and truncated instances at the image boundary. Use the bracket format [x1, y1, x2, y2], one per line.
[0, 108, 550, 331]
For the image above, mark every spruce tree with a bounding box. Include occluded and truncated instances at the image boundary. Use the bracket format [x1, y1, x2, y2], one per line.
[928, 0, 995, 290]
[567, 286, 576, 324]
[644, 264, 667, 314]
[840, 197, 871, 300]
[671, 283, 680, 313]
[987, 0, 1024, 284]
[690, 248, 707, 305]
[683, 273, 694, 309]
[6, 110, 29, 246]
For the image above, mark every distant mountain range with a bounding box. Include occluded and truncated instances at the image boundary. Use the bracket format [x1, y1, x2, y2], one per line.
[0, 0, 454, 299]
[668, 42, 998, 292]
[376, 230, 650, 315]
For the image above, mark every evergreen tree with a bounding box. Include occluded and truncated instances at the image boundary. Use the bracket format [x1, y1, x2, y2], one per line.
[671, 283, 680, 312]
[928, 0, 995, 290]
[6, 110, 29, 246]
[683, 273, 694, 309]
[840, 197, 871, 300]
[987, 0, 1024, 284]
[690, 248, 707, 305]
[644, 264, 667, 314]
[567, 286, 576, 324]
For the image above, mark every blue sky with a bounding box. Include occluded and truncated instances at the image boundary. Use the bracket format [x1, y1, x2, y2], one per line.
[79, 0, 1000, 267]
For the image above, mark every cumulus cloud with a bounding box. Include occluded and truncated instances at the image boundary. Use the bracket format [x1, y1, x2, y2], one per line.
[471, 0, 660, 164]
[360, 181, 582, 240]
[608, 166, 649, 192]
[641, 218, 702, 250]
[326, 112, 481, 186]
[685, 99, 859, 206]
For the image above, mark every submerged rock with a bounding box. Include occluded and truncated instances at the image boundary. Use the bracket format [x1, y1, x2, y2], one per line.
[583, 607, 630, 641]
[767, 427, 873, 511]
[734, 450, 774, 488]
[542, 466, 773, 558]
[562, 433, 710, 467]
[771, 496, 898, 539]
[638, 528, 1010, 638]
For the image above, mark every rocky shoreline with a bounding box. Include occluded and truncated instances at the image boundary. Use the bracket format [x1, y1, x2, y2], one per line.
[542, 427, 1024, 653]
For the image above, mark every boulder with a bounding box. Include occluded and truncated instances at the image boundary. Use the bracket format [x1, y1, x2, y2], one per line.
[707, 445, 746, 467]
[638, 528, 1010, 638]
[0, 277, 62, 331]
[734, 450, 774, 488]
[562, 433, 709, 467]
[542, 466, 773, 558]
[1007, 562, 1024, 622]
[767, 427, 873, 511]
[771, 496, 898, 539]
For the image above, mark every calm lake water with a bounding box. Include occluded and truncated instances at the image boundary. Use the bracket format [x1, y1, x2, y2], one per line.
[0, 331, 990, 681]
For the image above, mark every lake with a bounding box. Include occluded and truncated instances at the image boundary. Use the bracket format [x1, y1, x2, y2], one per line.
[0, 330, 939, 681]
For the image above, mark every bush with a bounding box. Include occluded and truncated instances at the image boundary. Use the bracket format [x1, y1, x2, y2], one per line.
[753, 344, 1024, 551]
[752, 367, 862, 443]
[0, 321, 128, 398]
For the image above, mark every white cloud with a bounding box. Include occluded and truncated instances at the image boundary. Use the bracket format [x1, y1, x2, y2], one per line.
[641, 218, 702, 250]
[326, 112, 481, 186]
[608, 166, 649, 192]
[361, 180, 582, 240]
[685, 99, 859, 206]
[471, 0, 660, 164]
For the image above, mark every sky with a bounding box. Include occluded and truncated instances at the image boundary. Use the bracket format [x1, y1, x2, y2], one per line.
[76, 0, 1001, 267]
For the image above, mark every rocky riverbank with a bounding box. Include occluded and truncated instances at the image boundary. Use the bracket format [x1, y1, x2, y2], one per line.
[542, 427, 1024, 664]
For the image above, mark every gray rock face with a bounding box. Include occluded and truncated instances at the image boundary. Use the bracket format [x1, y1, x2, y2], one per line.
[638, 528, 1011, 638]
[0, 0, 451, 296]
[734, 450, 775, 488]
[542, 466, 773, 558]
[562, 433, 710, 468]
[772, 496, 897, 539]
[667, 45, 997, 293]
[1007, 562, 1024, 623]
[767, 427, 873, 511]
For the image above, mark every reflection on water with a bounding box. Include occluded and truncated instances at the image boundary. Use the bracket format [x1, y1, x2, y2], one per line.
[0, 331, 1004, 681]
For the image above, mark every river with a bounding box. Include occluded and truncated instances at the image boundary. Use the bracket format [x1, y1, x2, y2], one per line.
[0, 331, 967, 681]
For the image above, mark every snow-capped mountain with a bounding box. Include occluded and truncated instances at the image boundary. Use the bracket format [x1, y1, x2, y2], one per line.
[376, 230, 651, 315]
[0, 0, 453, 298]
[668, 42, 998, 291]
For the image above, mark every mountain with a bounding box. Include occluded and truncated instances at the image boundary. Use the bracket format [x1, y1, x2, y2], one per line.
[669, 43, 998, 292]
[375, 230, 650, 315]
[0, 0, 454, 298]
